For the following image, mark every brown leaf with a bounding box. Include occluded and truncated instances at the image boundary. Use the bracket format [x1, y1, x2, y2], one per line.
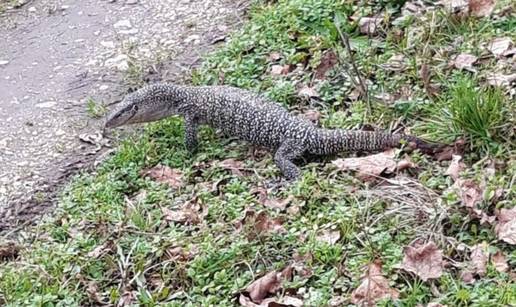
[487, 37, 513, 57]
[0, 242, 20, 261]
[445, 155, 465, 181]
[141, 165, 184, 189]
[119, 288, 137, 306]
[164, 246, 197, 262]
[453, 53, 478, 70]
[351, 260, 399, 305]
[271, 64, 292, 76]
[359, 17, 383, 35]
[239, 295, 303, 307]
[245, 266, 292, 303]
[486, 73, 516, 87]
[161, 201, 201, 225]
[381, 54, 406, 72]
[420, 63, 438, 97]
[316, 229, 341, 245]
[440, 0, 469, 14]
[267, 52, 282, 62]
[219, 158, 246, 176]
[314, 50, 338, 79]
[298, 86, 319, 98]
[435, 139, 466, 161]
[255, 211, 287, 234]
[469, 0, 496, 17]
[401, 241, 444, 281]
[461, 270, 476, 284]
[455, 179, 483, 211]
[86, 281, 106, 305]
[495, 207, 516, 245]
[302, 109, 321, 123]
[264, 195, 294, 211]
[237, 210, 287, 236]
[470, 242, 488, 276]
[491, 251, 509, 273]
[87, 240, 114, 259]
[332, 149, 415, 181]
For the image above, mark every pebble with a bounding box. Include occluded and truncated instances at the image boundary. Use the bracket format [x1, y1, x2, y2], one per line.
[114, 19, 132, 29]
[0, 60, 9, 66]
[28, 6, 36, 12]
[36, 101, 57, 108]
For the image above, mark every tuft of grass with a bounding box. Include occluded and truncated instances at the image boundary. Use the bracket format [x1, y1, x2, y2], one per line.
[86, 97, 107, 119]
[421, 75, 512, 154]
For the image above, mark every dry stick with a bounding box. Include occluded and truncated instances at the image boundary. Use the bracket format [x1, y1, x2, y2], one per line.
[334, 22, 370, 113]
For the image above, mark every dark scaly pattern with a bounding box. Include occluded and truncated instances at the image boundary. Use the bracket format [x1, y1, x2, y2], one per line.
[105, 83, 439, 179]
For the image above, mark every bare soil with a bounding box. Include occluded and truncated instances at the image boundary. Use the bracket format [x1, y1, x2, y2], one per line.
[0, 0, 246, 232]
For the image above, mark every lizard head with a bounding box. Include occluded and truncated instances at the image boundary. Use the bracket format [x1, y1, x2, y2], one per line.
[104, 83, 182, 129]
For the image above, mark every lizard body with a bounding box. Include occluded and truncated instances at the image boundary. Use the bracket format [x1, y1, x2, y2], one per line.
[105, 83, 440, 180]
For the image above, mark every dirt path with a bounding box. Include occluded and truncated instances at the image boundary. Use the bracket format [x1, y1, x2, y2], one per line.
[0, 0, 244, 230]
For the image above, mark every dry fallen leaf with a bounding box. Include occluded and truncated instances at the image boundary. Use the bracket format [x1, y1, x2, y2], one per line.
[381, 54, 406, 72]
[219, 158, 246, 176]
[314, 50, 338, 79]
[469, 0, 496, 17]
[244, 266, 293, 303]
[86, 281, 107, 305]
[487, 37, 513, 57]
[0, 242, 20, 261]
[316, 229, 341, 245]
[351, 260, 399, 305]
[302, 109, 322, 123]
[491, 251, 509, 273]
[164, 245, 197, 262]
[87, 240, 114, 258]
[453, 53, 478, 70]
[271, 64, 292, 76]
[470, 242, 488, 276]
[401, 241, 444, 281]
[495, 207, 516, 245]
[161, 201, 202, 225]
[486, 73, 516, 87]
[445, 155, 465, 181]
[359, 17, 383, 35]
[237, 210, 287, 236]
[264, 195, 294, 211]
[455, 179, 483, 210]
[239, 294, 303, 307]
[141, 165, 184, 189]
[298, 86, 319, 98]
[267, 52, 282, 62]
[440, 0, 469, 15]
[332, 149, 415, 181]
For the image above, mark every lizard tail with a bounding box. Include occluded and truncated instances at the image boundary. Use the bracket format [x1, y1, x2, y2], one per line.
[308, 129, 442, 155]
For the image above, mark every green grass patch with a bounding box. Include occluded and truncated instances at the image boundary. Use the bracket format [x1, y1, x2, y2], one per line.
[1, 0, 515, 306]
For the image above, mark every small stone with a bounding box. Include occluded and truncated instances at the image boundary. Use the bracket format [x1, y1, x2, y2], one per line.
[28, 6, 36, 12]
[36, 101, 57, 108]
[126, 0, 138, 4]
[99, 85, 109, 91]
[105, 54, 129, 71]
[114, 19, 132, 29]
[100, 41, 115, 48]
[119, 29, 139, 35]
[60, 5, 69, 10]
[184, 34, 200, 44]
[0, 60, 9, 66]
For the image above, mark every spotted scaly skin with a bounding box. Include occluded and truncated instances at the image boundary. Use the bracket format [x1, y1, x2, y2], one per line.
[105, 83, 440, 180]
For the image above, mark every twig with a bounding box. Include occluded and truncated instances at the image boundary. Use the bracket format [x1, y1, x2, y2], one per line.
[334, 21, 370, 110]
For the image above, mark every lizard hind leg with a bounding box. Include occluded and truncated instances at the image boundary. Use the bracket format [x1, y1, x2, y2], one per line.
[184, 115, 200, 153]
[274, 139, 306, 181]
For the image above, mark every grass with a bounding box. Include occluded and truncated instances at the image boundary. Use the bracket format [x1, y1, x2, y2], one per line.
[1, 0, 515, 306]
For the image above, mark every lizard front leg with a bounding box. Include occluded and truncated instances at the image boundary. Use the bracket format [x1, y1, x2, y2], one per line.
[184, 115, 199, 153]
[274, 139, 305, 181]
